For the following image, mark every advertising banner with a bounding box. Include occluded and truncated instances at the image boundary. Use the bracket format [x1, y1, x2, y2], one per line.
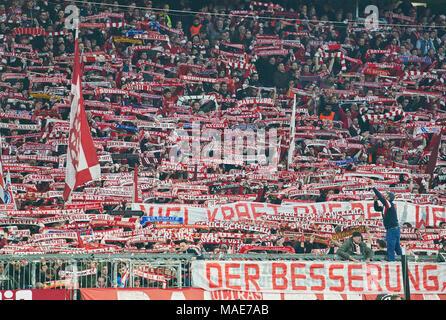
[79, 288, 446, 300]
[0, 289, 70, 300]
[191, 260, 446, 294]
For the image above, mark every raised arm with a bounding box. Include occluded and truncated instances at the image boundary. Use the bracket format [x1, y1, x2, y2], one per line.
[374, 198, 383, 212]
[369, 179, 389, 209]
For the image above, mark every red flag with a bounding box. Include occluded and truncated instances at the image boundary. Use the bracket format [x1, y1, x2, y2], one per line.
[0, 135, 5, 203]
[132, 163, 139, 203]
[425, 128, 444, 186]
[63, 30, 101, 202]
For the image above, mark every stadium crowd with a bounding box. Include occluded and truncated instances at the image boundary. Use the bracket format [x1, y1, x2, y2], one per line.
[1, 0, 446, 290]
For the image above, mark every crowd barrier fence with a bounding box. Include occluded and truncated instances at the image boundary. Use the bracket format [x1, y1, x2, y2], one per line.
[0, 253, 437, 300]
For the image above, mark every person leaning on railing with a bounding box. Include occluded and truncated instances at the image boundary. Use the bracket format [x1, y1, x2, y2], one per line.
[336, 231, 373, 262]
[438, 238, 446, 262]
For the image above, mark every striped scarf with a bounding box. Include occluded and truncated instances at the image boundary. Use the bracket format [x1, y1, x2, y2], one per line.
[83, 53, 117, 63]
[12, 27, 47, 36]
[362, 108, 405, 122]
[250, 1, 284, 11]
[364, 49, 395, 60]
[403, 70, 437, 80]
[317, 50, 346, 71]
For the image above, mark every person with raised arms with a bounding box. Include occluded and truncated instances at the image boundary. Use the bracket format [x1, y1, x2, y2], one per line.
[369, 179, 402, 262]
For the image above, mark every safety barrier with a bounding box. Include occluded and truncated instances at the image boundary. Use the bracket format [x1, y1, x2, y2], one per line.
[0, 253, 436, 300]
[0, 253, 188, 300]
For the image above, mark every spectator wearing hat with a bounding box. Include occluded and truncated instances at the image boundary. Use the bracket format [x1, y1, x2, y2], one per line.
[336, 231, 373, 262]
[370, 179, 402, 261]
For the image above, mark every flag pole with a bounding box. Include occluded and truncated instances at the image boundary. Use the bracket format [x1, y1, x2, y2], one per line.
[0, 134, 6, 204]
[401, 247, 411, 300]
[287, 94, 297, 170]
[64, 23, 79, 207]
[63, 15, 101, 204]
[72, 19, 84, 248]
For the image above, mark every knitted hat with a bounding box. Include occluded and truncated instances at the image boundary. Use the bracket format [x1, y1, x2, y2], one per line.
[386, 192, 395, 202]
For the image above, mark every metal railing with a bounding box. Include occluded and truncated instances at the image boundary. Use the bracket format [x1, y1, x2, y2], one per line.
[0, 254, 190, 299]
[0, 253, 438, 300]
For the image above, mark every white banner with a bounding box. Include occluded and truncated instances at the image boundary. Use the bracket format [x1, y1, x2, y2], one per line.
[78, 287, 446, 300]
[191, 260, 446, 294]
[132, 201, 446, 227]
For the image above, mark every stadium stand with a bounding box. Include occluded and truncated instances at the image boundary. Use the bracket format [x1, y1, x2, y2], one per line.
[0, 0, 446, 300]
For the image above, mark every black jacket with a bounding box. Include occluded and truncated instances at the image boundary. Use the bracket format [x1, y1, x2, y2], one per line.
[373, 187, 399, 230]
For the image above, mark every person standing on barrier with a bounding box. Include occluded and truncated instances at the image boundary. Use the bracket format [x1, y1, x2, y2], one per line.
[370, 179, 402, 261]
